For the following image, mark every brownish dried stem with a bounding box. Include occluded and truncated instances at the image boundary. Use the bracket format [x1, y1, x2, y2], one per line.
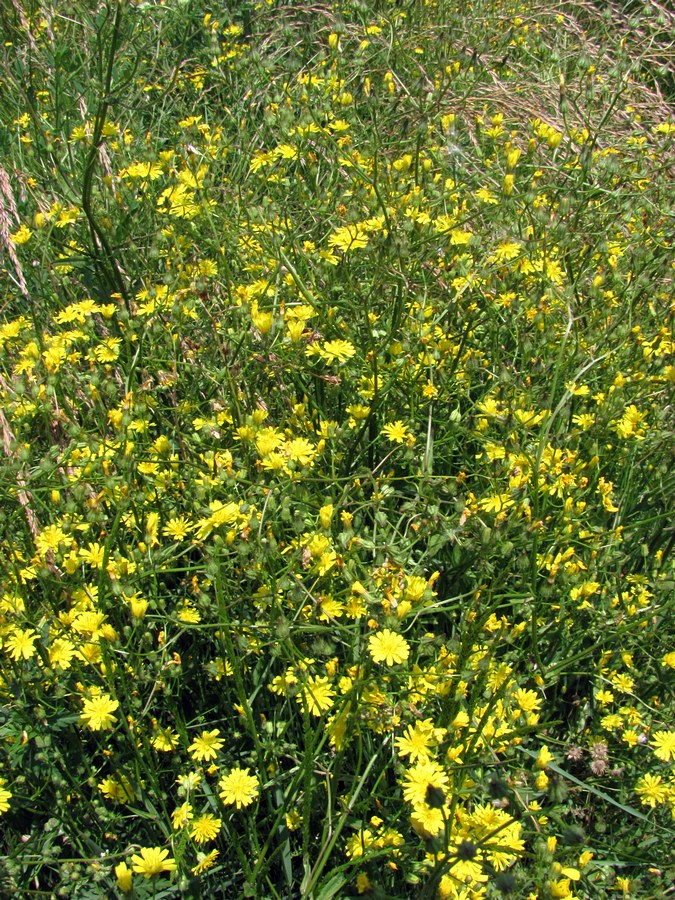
[0, 165, 30, 300]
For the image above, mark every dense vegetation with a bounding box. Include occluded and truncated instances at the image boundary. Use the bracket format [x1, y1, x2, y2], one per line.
[0, 0, 673, 896]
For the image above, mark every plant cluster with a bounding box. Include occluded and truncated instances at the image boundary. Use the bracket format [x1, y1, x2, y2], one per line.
[0, 0, 673, 897]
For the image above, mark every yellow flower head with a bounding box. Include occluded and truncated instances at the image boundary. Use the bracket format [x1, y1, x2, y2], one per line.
[0, 779, 12, 815]
[188, 729, 225, 762]
[114, 861, 133, 892]
[382, 420, 411, 444]
[218, 767, 260, 809]
[369, 629, 410, 666]
[190, 813, 222, 843]
[80, 693, 119, 731]
[651, 730, 675, 763]
[297, 675, 335, 716]
[131, 846, 177, 878]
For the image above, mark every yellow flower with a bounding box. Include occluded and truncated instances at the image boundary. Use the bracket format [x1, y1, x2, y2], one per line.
[402, 760, 449, 810]
[10, 224, 32, 244]
[190, 813, 222, 843]
[404, 575, 429, 603]
[393, 153, 412, 172]
[0, 779, 12, 814]
[177, 771, 202, 793]
[512, 687, 542, 715]
[506, 147, 522, 170]
[610, 672, 635, 693]
[651, 730, 675, 763]
[254, 427, 282, 457]
[601, 713, 623, 730]
[152, 726, 180, 752]
[80, 693, 119, 731]
[534, 771, 549, 790]
[478, 492, 514, 514]
[179, 602, 201, 624]
[535, 745, 554, 769]
[192, 848, 219, 875]
[131, 846, 177, 878]
[615, 404, 647, 439]
[635, 773, 667, 808]
[346, 403, 370, 421]
[314, 339, 356, 364]
[622, 729, 639, 748]
[218, 767, 260, 809]
[382, 421, 411, 444]
[411, 803, 445, 838]
[5, 628, 38, 661]
[114, 861, 133, 892]
[79, 542, 105, 568]
[549, 877, 572, 898]
[395, 720, 435, 762]
[163, 516, 192, 540]
[345, 828, 375, 858]
[188, 729, 225, 762]
[70, 125, 89, 142]
[123, 161, 163, 180]
[172, 801, 193, 829]
[286, 437, 316, 466]
[285, 810, 302, 830]
[128, 592, 148, 619]
[49, 638, 76, 670]
[476, 186, 498, 204]
[297, 675, 335, 716]
[578, 850, 594, 868]
[319, 504, 334, 530]
[99, 775, 135, 804]
[251, 299, 273, 334]
[327, 224, 369, 253]
[35, 525, 68, 555]
[449, 228, 472, 245]
[369, 629, 410, 666]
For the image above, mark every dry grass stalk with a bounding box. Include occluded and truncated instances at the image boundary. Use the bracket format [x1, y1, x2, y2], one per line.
[0, 165, 30, 299]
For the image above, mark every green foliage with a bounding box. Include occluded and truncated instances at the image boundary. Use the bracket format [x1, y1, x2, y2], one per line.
[0, 0, 673, 897]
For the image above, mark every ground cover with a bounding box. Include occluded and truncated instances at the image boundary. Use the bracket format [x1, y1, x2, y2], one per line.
[0, 0, 674, 896]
